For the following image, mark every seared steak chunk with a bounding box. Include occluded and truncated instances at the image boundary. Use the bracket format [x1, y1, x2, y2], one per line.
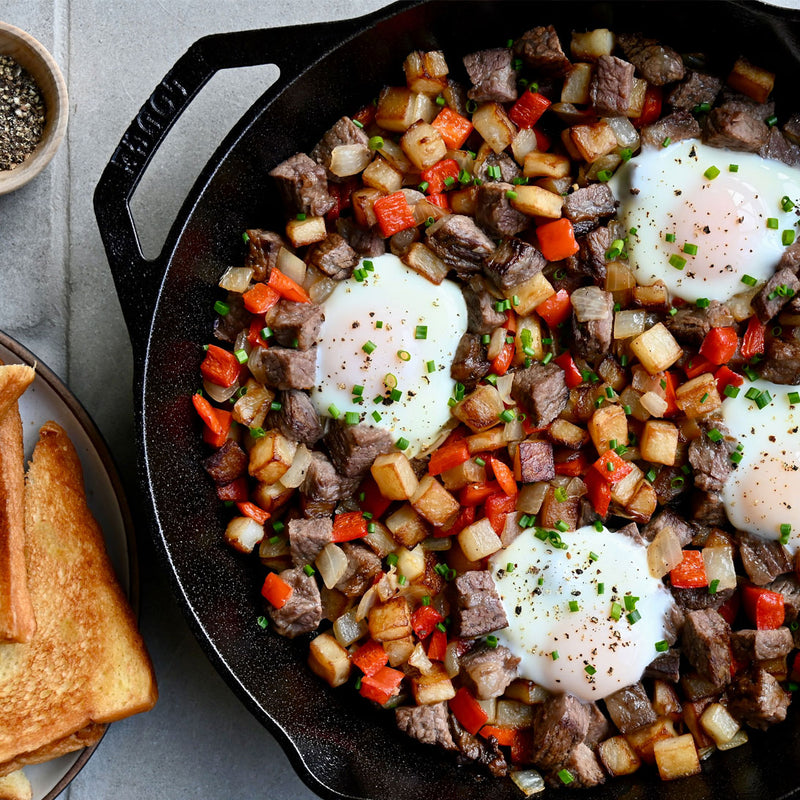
[484, 237, 545, 292]
[452, 570, 508, 638]
[751, 267, 800, 323]
[570, 286, 613, 362]
[244, 229, 285, 282]
[474, 151, 522, 184]
[704, 104, 769, 152]
[203, 440, 248, 484]
[475, 182, 529, 237]
[301, 451, 360, 503]
[617, 32, 685, 86]
[269, 389, 324, 446]
[644, 648, 682, 683]
[682, 608, 731, 686]
[571, 226, 612, 282]
[459, 645, 520, 699]
[589, 55, 635, 116]
[267, 567, 322, 638]
[545, 743, 605, 788]
[737, 531, 792, 586]
[288, 517, 333, 567]
[396, 702, 456, 751]
[760, 337, 800, 384]
[672, 585, 734, 612]
[530, 693, 589, 768]
[727, 668, 791, 730]
[269, 152, 334, 217]
[335, 218, 386, 257]
[310, 116, 370, 182]
[731, 628, 793, 662]
[562, 184, 616, 229]
[335, 542, 382, 597]
[248, 346, 317, 390]
[605, 682, 657, 734]
[688, 421, 733, 492]
[515, 440, 555, 483]
[514, 26, 571, 77]
[449, 714, 507, 776]
[463, 49, 518, 103]
[450, 333, 490, 391]
[307, 232, 359, 280]
[511, 362, 568, 428]
[666, 70, 722, 110]
[641, 110, 701, 149]
[665, 299, 734, 346]
[759, 126, 800, 168]
[265, 299, 324, 350]
[462, 276, 507, 335]
[426, 214, 495, 275]
[642, 507, 694, 546]
[325, 421, 395, 479]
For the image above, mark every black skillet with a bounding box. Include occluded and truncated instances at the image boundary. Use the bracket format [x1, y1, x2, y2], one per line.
[94, 2, 800, 798]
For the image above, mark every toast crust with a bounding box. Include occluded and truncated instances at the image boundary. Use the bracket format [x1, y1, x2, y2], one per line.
[0, 366, 34, 424]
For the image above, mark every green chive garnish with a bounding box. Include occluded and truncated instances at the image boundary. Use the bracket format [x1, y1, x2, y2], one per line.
[704, 165, 720, 180]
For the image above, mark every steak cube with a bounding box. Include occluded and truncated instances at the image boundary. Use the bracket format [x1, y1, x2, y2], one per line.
[269, 152, 334, 217]
[463, 48, 518, 103]
[515, 440, 555, 483]
[511, 362, 568, 428]
[266, 300, 324, 350]
[452, 570, 508, 638]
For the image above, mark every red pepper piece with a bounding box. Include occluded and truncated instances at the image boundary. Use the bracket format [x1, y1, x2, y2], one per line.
[670, 550, 708, 588]
[352, 639, 389, 677]
[661, 371, 680, 417]
[247, 316, 269, 349]
[533, 127, 551, 152]
[715, 365, 744, 397]
[554, 450, 588, 477]
[459, 480, 501, 507]
[420, 158, 460, 194]
[449, 687, 488, 735]
[741, 583, 785, 630]
[535, 218, 579, 261]
[535, 288, 572, 327]
[236, 501, 270, 525]
[358, 476, 392, 519]
[202, 407, 232, 448]
[479, 726, 519, 747]
[741, 315, 765, 360]
[200, 344, 241, 388]
[683, 353, 714, 380]
[261, 572, 293, 609]
[373, 191, 417, 237]
[554, 351, 583, 388]
[592, 449, 634, 485]
[437, 504, 476, 538]
[632, 84, 662, 128]
[426, 192, 450, 210]
[508, 89, 551, 129]
[431, 107, 474, 149]
[268, 267, 310, 303]
[332, 510, 368, 542]
[427, 628, 447, 661]
[717, 590, 741, 626]
[242, 282, 281, 315]
[699, 326, 739, 365]
[428, 439, 471, 476]
[584, 467, 611, 517]
[216, 476, 249, 502]
[490, 341, 515, 376]
[411, 605, 445, 639]
[359, 665, 404, 704]
[488, 456, 517, 497]
[485, 491, 517, 535]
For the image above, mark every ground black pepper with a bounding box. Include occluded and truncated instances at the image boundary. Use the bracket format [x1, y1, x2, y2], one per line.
[0, 55, 46, 170]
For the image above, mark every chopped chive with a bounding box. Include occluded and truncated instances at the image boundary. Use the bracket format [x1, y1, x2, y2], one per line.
[645, 467, 657, 483]
[664, 232, 677, 243]
[421, 595, 431, 606]
[724, 384, 740, 398]
[780, 523, 792, 544]
[554, 486, 568, 502]
[474, 457, 486, 467]
[596, 169, 613, 182]
[683, 243, 699, 256]
[704, 165, 720, 180]
[389, 388, 402, 402]
[655, 640, 669, 652]
[486, 634, 498, 648]
[387, 552, 399, 567]
[498, 409, 516, 423]
[597, 582, 605, 595]
[789, 391, 800, 404]
[783, 229, 796, 246]
[766, 114, 778, 127]
[741, 274, 758, 287]
[626, 609, 641, 625]
[555, 520, 569, 533]
[662, 137, 671, 148]
[551, 650, 559, 661]
[708, 579, 720, 594]
[234, 348, 248, 364]
[669, 254, 686, 270]
[272, 520, 285, 533]
[593, 520, 603, 532]
[415, 325, 428, 340]
[425, 359, 436, 374]
[260, 326, 272, 341]
[256, 615, 268, 629]
[755, 390, 772, 409]
[213, 300, 230, 316]
[505, 189, 518, 199]
[624, 595, 639, 611]
[782, 195, 795, 212]
[557, 770, 574, 787]
[296, 212, 307, 221]
[610, 602, 622, 621]
[303, 564, 315, 576]
[767, 217, 780, 229]
[371, 411, 382, 423]
[585, 664, 597, 675]
[589, 551, 599, 562]
[620, 147, 632, 161]
[270, 401, 282, 411]
[506, 562, 515, 573]
[345, 411, 360, 425]
[707, 428, 723, 442]
[729, 163, 739, 172]
[268, 535, 281, 545]
[362, 340, 376, 354]
[396, 437, 410, 450]
[418, 181, 430, 193]
[569, 600, 580, 612]
[328, 404, 341, 419]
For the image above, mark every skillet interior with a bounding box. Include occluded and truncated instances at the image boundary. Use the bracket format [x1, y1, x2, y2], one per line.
[135, 2, 800, 798]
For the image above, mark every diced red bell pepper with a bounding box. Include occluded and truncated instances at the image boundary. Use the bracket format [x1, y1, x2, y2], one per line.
[427, 628, 447, 661]
[420, 158, 460, 194]
[352, 639, 389, 676]
[554, 450, 588, 477]
[510, 728, 537, 764]
[431, 107, 474, 149]
[592, 449, 634, 485]
[479, 726, 519, 747]
[202, 407, 232, 448]
[741, 315, 765, 360]
[353, 104, 376, 127]
[243, 282, 281, 314]
[437, 504, 476, 538]
[332, 511, 368, 542]
[247, 316, 269, 348]
[236, 501, 271, 525]
[683, 353, 714, 380]
[485, 491, 517, 535]
[632, 84, 663, 128]
[670, 550, 708, 588]
[661, 371, 680, 417]
[584, 467, 611, 517]
[373, 191, 417, 237]
[522, 417, 548, 436]
[359, 665, 405, 704]
[535, 218, 579, 262]
[699, 327, 739, 366]
[261, 572, 293, 609]
[200, 344, 241, 388]
[216, 476, 249, 502]
[411, 605, 445, 639]
[508, 89, 551, 130]
[449, 687, 488, 735]
[193, 392, 225, 435]
[358, 476, 392, 519]
[554, 352, 583, 388]
[488, 456, 518, 497]
[268, 267, 310, 303]
[325, 178, 358, 222]
[429, 439, 471, 476]
[535, 288, 572, 328]
[459, 480, 501, 507]
[791, 651, 800, 683]
[715, 365, 744, 397]
[741, 584, 785, 630]
[717, 590, 741, 626]
[533, 127, 551, 152]
[426, 192, 450, 210]
[490, 341, 515, 376]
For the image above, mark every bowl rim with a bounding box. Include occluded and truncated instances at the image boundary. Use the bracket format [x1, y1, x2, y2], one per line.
[0, 20, 68, 195]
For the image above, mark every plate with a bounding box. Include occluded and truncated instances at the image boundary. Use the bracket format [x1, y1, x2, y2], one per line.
[0, 331, 137, 800]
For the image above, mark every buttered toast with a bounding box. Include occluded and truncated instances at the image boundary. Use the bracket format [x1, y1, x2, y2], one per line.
[0, 421, 157, 771]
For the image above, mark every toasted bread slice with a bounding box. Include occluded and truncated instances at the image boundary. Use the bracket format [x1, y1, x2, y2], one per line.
[0, 421, 157, 766]
[0, 371, 36, 643]
[0, 724, 105, 778]
[0, 770, 31, 800]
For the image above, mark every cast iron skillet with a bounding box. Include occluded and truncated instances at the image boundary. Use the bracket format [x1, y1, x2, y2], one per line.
[95, 2, 800, 798]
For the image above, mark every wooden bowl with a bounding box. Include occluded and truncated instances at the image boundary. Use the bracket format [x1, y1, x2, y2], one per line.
[0, 21, 68, 195]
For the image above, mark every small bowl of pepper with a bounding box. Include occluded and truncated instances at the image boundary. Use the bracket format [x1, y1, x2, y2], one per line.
[0, 20, 68, 195]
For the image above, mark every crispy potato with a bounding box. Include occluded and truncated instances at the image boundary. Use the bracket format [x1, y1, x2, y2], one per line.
[285, 215, 327, 248]
[411, 475, 459, 528]
[386, 503, 430, 549]
[451, 384, 505, 433]
[371, 452, 419, 501]
[248, 429, 297, 484]
[653, 733, 701, 781]
[598, 735, 642, 777]
[368, 596, 412, 642]
[308, 632, 351, 688]
[640, 420, 679, 466]
[630, 323, 683, 374]
[411, 663, 456, 705]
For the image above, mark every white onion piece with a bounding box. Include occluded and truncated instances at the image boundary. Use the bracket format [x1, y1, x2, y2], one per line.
[333, 607, 368, 647]
[702, 546, 737, 592]
[356, 584, 379, 621]
[571, 285, 610, 321]
[728, 286, 760, 322]
[422, 536, 452, 551]
[640, 391, 668, 418]
[510, 770, 545, 796]
[309, 276, 337, 304]
[496, 373, 515, 405]
[487, 327, 506, 360]
[566, 477, 587, 498]
[504, 417, 525, 444]
[218, 266, 253, 293]
[408, 643, 435, 676]
[603, 115, 640, 150]
[364, 524, 398, 557]
[259, 533, 290, 559]
[203, 377, 239, 403]
[614, 309, 647, 339]
[330, 143, 373, 177]
[276, 246, 306, 286]
[280, 444, 312, 488]
[316, 543, 348, 589]
[401, 188, 425, 207]
[647, 526, 683, 579]
[444, 641, 461, 678]
[511, 128, 539, 165]
[233, 329, 249, 353]
[378, 138, 413, 173]
[516, 482, 548, 515]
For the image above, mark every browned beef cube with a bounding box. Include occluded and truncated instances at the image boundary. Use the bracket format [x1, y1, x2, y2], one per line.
[584, 702, 613, 748]
[288, 517, 333, 567]
[703, 104, 769, 152]
[463, 48, 518, 103]
[688, 421, 733, 493]
[462, 275, 507, 335]
[511, 362, 568, 428]
[665, 299, 734, 346]
[737, 531, 792, 586]
[475, 182, 529, 238]
[605, 682, 657, 734]
[641, 110, 701, 149]
[396, 702, 456, 751]
[202, 439, 248, 484]
[751, 267, 800, 323]
[267, 567, 322, 638]
[450, 333, 490, 392]
[307, 232, 359, 280]
[663, 602, 686, 646]
[325, 421, 394, 479]
[767, 575, 800, 637]
[310, 116, 370, 182]
[545, 744, 605, 788]
[760, 337, 800, 384]
[642, 508, 694, 546]
[452, 570, 508, 638]
[249, 346, 317, 390]
[562, 184, 616, 229]
[514, 26, 571, 77]
[335, 542, 382, 597]
[716, 89, 775, 119]
[727, 668, 791, 730]
[473, 151, 521, 184]
[269, 152, 334, 217]
[570, 226, 613, 282]
[617, 33, 685, 86]
[426, 214, 495, 275]
[759, 127, 800, 167]
[590, 55, 635, 116]
[731, 628, 794, 662]
[266, 299, 324, 350]
[301, 451, 360, 503]
[682, 608, 731, 686]
[667, 70, 722, 110]
[459, 645, 520, 700]
[570, 287, 613, 363]
[268, 389, 323, 446]
[672, 585, 734, 612]
[785, 112, 800, 145]
[690, 490, 728, 527]
[516, 440, 555, 483]
[782, 241, 800, 275]
[213, 295, 251, 344]
[530, 693, 590, 768]
[245, 229, 285, 282]
[617, 521, 645, 546]
[335, 217, 386, 258]
[643, 648, 682, 683]
[448, 714, 508, 776]
[484, 237, 545, 292]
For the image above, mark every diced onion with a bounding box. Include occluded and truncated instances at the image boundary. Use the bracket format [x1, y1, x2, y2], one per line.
[401, 188, 425, 207]
[356, 584, 379, 621]
[516, 482, 548, 515]
[218, 266, 253, 293]
[728, 286, 760, 322]
[203, 377, 239, 403]
[422, 536, 452, 551]
[640, 391, 668, 417]
[364, 524, 396, 557]
[487, 327, 507, 360]
[333, 607, 368, 647]
[717, 728, 748, 751]
[571, 286, 610, 321]
[605, 261, 636, 292]
[316, 542, 348, 589]
[259, 532, 290, 559]
[276, 246, 307, 286]
[614, 309, 647, 339]
[603, 115, 640, 150]
[702, 546, 737, 592]
[511, 128, 539, 165]
[510, 770, 546, 796]
[647, 526, 683, 578]
[585, 152, 621, 182]
[565, 476, 587, 498]
[408, 642, 435, 676]
[309, 276, 338, 304]
[280, 444, 312, 488]
[329, 143, 373, 177]
[444, 640, 461, 678]
[503, 416, 525, 443]
[378, 138, 413, 173]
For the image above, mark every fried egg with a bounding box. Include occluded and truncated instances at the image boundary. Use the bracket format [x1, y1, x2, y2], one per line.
[489, 524, 674, 701]
[310, 253, 467, 456]
[610, 139, 800, 302]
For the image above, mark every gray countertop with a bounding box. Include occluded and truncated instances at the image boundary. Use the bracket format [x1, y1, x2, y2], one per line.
[0, 2, 390, 798]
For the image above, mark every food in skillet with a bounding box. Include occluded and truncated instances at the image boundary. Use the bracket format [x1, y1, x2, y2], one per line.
[197, 23, 800, 792]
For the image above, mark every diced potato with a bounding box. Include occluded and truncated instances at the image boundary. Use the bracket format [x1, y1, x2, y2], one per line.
[378, 137, 413, 174]
[510, 185, 563, 218]
[495, 700, 536, 728]
[224, 516, 265, 554]
[588, 403, 628, 453]
[605, 260, 637, 306]
[376, 86, 422, 132]
[511, 128, 539, 165]
[232, 378, 275, 429]
[412, 91, 439, 124]
[458, 517, 503, 561]
[610, 462, 643, 506]
[248, 429, 297, 484]
[647, 526, 683, 579]
[472, 102, 517, 154]
[508, 271, 555, 315]
[503, 679, 549, 705]
[640, 420, 679, 466]
[362, 155, 404, 193]
[412, 662, 456, 704]
[448, 186, 478, 215]
[411, 475, 459, 528]
[514, 315, 544, 365]
[683, 699, 715, 748]
[653, 680, 683, 721]
[548, 418, 590, 449]
[477, 697, 497, 723]
[625, 717, 677, 765]
[384, 634, 416, 667]
[371, 451, 419, 501]
[403, 242, 448, 285]
[626, 78, 647, 117]
[466, 425, 507, 453]
[598, 735, 642, 777]
[308, 632, 352, 688]
[368, 596, 412, 642]
[629, 323, 683, 374]
[451, 383, 505, 432]
[700, 702, 740, 746]
[440, 458, 487, 491]
[675, 373, 721, 418]
[560, 126, 584, 160]
[727, 57, 774, 104]
[400, 121, 444, 171]
[702, 546, 737, 592]
[404, 50, 449, 95]
[653, 733, 701, 781]
[571, 29, 615, 60]
[285, 215, 327, 248]
[523, 151, 571, 179]
[252, 481, 293, 515]
[632, 281, 670, 309]
[627, 480, 657, 523]
[351, 187, 382, 227]
[569, 120, 618, 163]
[396, 543, 426, 582]
[386, 503, 430, 548]
[597, 358, 627, 392]
[561, 63, 593, 104]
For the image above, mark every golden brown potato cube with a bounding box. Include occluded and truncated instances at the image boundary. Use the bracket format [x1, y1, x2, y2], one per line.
[513, 315, 544, 366]
[495, 699, 536, 727]
[561, 62, 593, 104]
[308, 632, 352, 688]
[402, 242, 448, 285]
[653, 680, 683, 721]
[675, 373, 721, 418]
[440, 457, 487, 491]
[472, 102, 517, 154]
[538, 487, 580, 532]
[224, 516, 265, 554]
[371, 452, 420, 501]
[401, 120, 447, 170]
[386, 503, 429, 548]
[503, 679, 549, 705]
[653, 733, 701, 781]
[760, 655, 788, 681]
[404, 50, 449, 95]
[560, 127, 584, 161]
[351, 187, 382, 228]
[629, 323, 683, 374]
[412, 663, 456, 705]
[232, 378, 275, 428]
[626, 480, 657, 523]
[285, 215, 327, 248]
[448, 186, 478, 215]
[683, 699, 715, 748]
[605, 260, 637, 306]
[640, 420, 679, 466]
[384, 634, 416, 667]
[588, 403, 628, 454]
[362, 156, 403, 193]
[523, 151, 571, 180]
[547, 418, 590, 450]
[625, 717, 677, 765]
[569, 120, 618, 163]
[411, 475, 459, 528]
[700, 702, 740, 746]
[632, 280, 670, 310]
[570, 28, 615, 60]
[369, 596, 412, 642]
[376, 86, 421, 132]
[727, 57, 774, 104]
[248, 429, 297, 484]
[508, 271, 555, 315]
[451, 383, 505, 433]
[514, 439, 555, 483]
[510, 185, 563, 218]
[598, 735, 642, 777]
[252, 481, 293, 514]
[458, 517, 503, 561]
[410, 550, 446, 597]
[610, 462, 644, 506]
[465, 426, 507, 453]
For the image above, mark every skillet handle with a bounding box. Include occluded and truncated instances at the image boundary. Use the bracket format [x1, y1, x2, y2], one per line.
[93, 15, 386, 357]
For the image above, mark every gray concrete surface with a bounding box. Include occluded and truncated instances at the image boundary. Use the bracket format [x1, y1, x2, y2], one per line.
[0, 2, 389, 799]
